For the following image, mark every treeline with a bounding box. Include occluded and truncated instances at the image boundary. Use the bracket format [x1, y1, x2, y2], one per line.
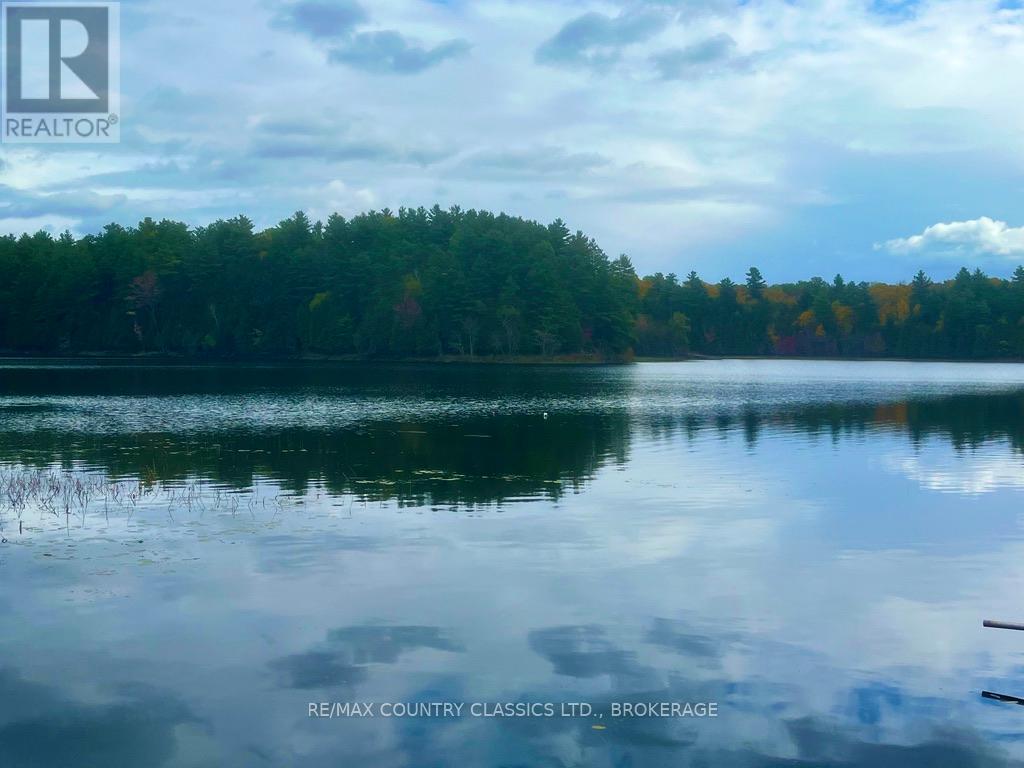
[0, 205, 1023, 360]
[636, 266, 1024, 359]
[0, 207, 635, 358]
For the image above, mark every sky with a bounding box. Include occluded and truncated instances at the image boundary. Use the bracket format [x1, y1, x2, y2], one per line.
[3, 0, 1024, 282]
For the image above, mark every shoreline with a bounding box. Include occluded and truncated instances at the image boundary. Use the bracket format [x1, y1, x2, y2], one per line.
[677, 354, 1024, 365]
[0, 352, 1021, 366]
[0, 351, 617, 366]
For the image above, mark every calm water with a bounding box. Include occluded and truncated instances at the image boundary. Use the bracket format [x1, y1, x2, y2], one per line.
[2, 359, 1024, 767]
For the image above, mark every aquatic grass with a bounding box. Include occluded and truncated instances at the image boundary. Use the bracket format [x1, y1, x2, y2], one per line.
[0, 461, 492, 541]
[0, 466, 299, 535]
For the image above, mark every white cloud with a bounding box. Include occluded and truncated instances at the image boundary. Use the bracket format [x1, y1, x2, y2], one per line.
[0, 215, 79, 236]
[883, 448, 1024, 495]
[881, 216, 1024, 259]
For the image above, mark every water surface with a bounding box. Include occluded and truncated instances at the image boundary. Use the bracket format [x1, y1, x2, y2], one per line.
[1, 359, 1024, 767]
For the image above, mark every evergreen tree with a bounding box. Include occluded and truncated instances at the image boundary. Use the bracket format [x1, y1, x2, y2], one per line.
[0, 208, 1022, 361]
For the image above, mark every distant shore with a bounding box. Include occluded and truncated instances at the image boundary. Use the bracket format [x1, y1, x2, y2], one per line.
[0, 351, 617, 366]
[1, 351, 1022, 366]
[677, 354, 1024, 365]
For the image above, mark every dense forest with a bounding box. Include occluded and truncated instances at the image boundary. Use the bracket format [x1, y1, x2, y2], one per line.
[1, 205, 1023, 361]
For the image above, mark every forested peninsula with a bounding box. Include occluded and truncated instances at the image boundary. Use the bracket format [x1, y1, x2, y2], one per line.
[2, 205, 1024, 361]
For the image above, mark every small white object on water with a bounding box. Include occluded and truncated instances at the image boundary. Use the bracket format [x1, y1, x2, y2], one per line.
[543, 412, 549, 419]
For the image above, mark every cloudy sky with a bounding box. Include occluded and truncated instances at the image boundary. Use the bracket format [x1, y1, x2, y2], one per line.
[3, 0, 1024, 281]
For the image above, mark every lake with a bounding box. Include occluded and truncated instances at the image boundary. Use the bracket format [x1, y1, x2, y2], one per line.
[1, 359, 1024, 767]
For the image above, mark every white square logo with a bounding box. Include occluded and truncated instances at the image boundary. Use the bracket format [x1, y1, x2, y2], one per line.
[2, 2, 120, 143]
